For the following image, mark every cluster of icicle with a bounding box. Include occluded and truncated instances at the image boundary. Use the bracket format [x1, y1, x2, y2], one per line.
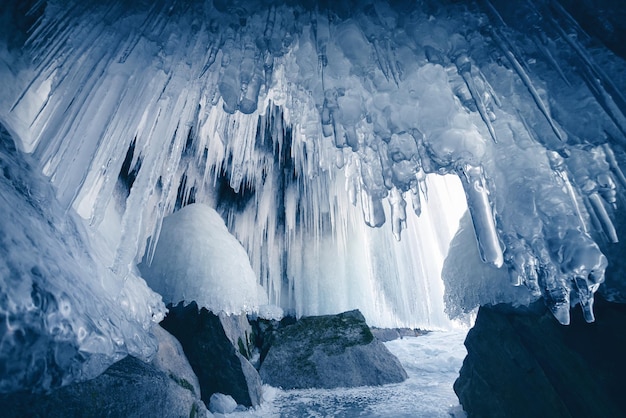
[2, 0, 626, 326]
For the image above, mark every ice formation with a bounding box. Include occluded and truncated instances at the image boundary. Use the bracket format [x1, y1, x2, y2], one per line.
[0, 127, 165, 393]
[1, 0, 626, 391]
[139, 203, 265, 314]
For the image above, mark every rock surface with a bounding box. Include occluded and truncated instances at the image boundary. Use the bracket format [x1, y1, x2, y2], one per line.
[455, 298, 626, 418]
[160, 301, 262, 407]
[150, 324, 202, 397]
[0, 355, 208, 418]
[370, 327, 429, 342]
[0, 324, 208, 417]
[259, 309, 407, 389]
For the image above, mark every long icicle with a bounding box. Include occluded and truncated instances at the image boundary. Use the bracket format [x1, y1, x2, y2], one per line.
[483, 0, 565, 142]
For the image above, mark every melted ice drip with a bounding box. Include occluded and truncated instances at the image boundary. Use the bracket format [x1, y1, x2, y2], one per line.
[0, 0, 625, 329]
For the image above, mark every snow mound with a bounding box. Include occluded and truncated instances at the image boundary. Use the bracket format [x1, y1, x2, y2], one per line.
[141, 203, 262, 315]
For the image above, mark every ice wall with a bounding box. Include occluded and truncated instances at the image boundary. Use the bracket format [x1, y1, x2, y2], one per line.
[0, 0, 625, 340]
[0, 127, 165, 393]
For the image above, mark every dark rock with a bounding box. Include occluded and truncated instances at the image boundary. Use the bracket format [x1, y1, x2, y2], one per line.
[370, 327, 401, 342]
[248, 315, 296, 368]
[160, 301, 262, 407]
[219, 311, 255, 360]
[370, 327, 430, 342]
[455, 298, 626, 418]
[259, 309, 407, 389]
[0, 355, 207, 418]
[150, 325, 202, 398]
[598, 204, 626, 303]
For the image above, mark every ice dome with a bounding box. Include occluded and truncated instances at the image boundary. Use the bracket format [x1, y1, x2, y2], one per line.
[140, 203, 264, 314]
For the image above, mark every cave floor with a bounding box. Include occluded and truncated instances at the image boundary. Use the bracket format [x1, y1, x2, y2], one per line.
[228, 328, 469, 418]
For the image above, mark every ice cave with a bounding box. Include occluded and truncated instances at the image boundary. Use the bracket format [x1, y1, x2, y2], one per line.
[1, 0, 626, 416]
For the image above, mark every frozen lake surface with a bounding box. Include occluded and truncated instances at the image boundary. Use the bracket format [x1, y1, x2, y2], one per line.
[227, 329, 469, 417]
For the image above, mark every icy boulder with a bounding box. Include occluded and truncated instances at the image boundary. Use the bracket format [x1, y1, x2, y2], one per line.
[140, 203, 263, 315]
[209, 393, 238, 414]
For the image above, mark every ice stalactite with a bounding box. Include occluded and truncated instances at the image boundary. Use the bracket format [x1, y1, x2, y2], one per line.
[0, 1, 626, 381]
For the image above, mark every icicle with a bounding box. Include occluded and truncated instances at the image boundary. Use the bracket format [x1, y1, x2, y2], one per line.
[389, 188, 407, 241]
[384, 39, 400, 86]
[588, 192, 618, 243]
[574, 276, 595, 323]
[410, 182, 422, 216]
[217, 31, 242, 114]
[457, 163, 504, 268]
[199, 45, 219, 78]
[559, 230, 607, 323]
[547, 151, 588, 233]
[360, 189, 385, 228]
[372, 39, 391, 81]
[531, 34, 571, 87]
[455, 54, 498, 143]
[478, 69, 502, 108]
[490, 29, 565, 142]
[603, 143, 626, 189]
[544, 274, 571, 325]
[315, 10, 330, 69]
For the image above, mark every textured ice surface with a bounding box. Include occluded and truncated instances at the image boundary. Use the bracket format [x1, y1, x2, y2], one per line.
[140, 203, 265, 314]
[225, 329, 469, 417]
[0, 0, 625, 338]
[0, 129, 165, 393]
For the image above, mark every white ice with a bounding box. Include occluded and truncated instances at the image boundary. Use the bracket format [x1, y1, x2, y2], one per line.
[140, 203, 266, 315]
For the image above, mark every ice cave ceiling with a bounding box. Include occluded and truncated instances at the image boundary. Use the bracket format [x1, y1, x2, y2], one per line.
[1, 0, 626, 393]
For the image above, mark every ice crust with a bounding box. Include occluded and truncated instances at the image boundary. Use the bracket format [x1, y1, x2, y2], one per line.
[0, 0, 625, 389]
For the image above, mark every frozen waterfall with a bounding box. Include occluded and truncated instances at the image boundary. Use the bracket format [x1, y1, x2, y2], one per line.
[1, 0, 626, 392]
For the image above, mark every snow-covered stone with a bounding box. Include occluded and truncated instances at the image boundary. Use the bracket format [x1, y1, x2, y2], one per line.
[208, 393, 238, 414]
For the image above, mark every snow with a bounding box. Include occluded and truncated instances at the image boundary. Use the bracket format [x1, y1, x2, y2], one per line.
[224, 329, 469, 417]
[140, 203, 265, 315]
[210, 393, 238, 414]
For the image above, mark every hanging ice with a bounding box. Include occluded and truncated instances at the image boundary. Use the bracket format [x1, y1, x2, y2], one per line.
[1, 0, 626, 392]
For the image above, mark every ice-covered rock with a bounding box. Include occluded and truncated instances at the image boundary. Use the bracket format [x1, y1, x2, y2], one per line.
[160, 302, 262, 408]
[370, 327, 429, 342]
[259, 310, 408, 389]
[140, 203, 264, 315]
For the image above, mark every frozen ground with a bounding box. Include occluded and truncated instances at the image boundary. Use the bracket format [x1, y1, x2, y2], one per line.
[226, 329, 468, 417]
